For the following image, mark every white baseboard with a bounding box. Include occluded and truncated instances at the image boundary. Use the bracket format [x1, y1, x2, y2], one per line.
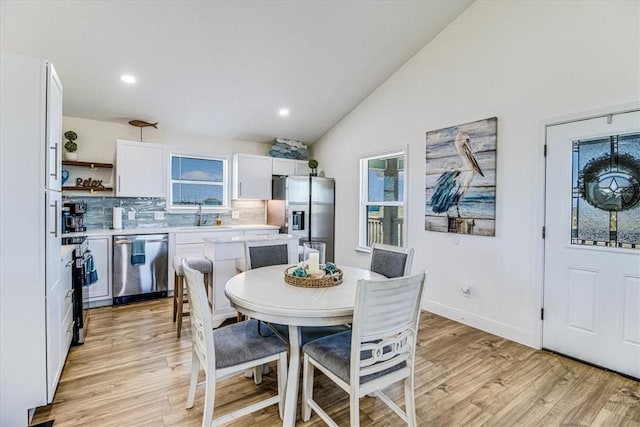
[422, 298, 538, 348]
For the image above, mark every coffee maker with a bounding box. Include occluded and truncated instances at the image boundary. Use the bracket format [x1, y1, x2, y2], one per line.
[62, 202, 87, 233]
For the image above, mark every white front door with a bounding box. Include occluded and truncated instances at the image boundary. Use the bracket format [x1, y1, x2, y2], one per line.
[543, 109, 640, 379]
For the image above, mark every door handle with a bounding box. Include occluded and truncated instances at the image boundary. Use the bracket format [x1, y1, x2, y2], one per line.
[50, 142, 59, 179]
[50, 199, 58, 237]
[238, 182, 242, 197]
[67, 320, 75, 332]
[115, 239, 168, 244]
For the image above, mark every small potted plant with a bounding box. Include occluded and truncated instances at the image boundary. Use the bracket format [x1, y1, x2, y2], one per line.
[308, 159, 318, 176]
[64, 130, 79, 160]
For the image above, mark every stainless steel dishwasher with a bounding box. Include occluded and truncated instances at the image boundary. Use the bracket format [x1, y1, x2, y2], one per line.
[113, 233, 168, 304]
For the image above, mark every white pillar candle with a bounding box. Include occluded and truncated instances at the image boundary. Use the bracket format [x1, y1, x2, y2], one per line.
[308, 252, 320, 274]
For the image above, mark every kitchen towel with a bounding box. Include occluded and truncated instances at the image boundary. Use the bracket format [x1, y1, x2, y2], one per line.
[131, 239, 146, 266]
[86, 252, 99, 285]
[113, 207, 123, 229]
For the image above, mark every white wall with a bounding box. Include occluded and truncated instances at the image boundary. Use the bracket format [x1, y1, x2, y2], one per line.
[62, 116, 270, 164]
[313, 1, 639, 347]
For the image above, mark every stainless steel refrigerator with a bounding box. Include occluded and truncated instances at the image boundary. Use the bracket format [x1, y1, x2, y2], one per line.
[267, 176, 335, 262]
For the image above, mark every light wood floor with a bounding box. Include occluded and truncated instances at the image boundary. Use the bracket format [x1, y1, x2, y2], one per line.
[33, 298, 640, 426]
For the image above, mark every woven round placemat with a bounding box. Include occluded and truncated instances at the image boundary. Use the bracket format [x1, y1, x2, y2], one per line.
[284, 266, 343, 288]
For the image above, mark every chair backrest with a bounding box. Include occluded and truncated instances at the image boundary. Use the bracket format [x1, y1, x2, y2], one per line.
[350, 272, 426, 385]
[182, 260, 215, 373]
[369, 244, 414, 278]
[244, 237, 299, 270]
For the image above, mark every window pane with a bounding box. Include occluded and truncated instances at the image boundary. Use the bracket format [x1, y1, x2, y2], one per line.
[368, 156, 404, 202]
[171, 156, 223, 182]
[172, 183, 223, 206]
[366, 205, 404, 247]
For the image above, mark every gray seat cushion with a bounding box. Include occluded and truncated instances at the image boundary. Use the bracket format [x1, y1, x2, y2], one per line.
[248, 244, 289, 269]
[303, 330, 406, 384]
[214, 319, 288, 369]
[173, 254, 213, 275]
[269, 323, 350, 346]
[370, 249, 407, 278]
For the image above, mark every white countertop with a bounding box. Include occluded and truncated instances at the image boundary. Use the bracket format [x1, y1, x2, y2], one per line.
[62, 224, 280, 238]
[203, 233, 294, 244]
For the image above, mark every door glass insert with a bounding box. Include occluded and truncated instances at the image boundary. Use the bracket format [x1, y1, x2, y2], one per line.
[571, 132, 640, 249]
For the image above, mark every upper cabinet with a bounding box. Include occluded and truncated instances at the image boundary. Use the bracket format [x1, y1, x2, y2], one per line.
[232, 154, 272, 200]
[46, 64, 63, 191]
[272, 158, 311, 176]
[116, 140, 166, 197]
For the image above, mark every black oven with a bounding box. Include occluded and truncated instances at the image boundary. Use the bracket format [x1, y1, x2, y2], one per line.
[62, 235, 89, 345]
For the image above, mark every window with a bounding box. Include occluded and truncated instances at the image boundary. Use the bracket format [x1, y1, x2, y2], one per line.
[359, 148, 407, 249]
[170, 154, 228, 209]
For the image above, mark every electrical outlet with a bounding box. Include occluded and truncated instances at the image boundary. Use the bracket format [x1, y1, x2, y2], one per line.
[461, 286, 471, 298]
[154, 211, 164, 220]
[127, 210, 136, 220]
[231, 210, 240, 219]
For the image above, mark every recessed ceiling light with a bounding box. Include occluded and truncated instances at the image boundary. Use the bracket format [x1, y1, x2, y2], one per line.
[120, 74, 136, 84]
[278, 108, 290, 117]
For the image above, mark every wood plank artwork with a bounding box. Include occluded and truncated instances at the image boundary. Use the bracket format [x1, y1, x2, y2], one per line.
[32, 299, 640, 426]
[425, 117, 497, 236]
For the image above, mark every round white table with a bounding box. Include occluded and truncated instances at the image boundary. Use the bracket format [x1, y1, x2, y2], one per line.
[225, 264, 384, 426]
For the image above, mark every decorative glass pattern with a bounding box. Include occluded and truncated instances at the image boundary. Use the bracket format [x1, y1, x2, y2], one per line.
[571, 132, 640, 249]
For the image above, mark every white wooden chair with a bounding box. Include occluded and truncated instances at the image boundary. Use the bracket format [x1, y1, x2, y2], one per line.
[301, 272, 427, 426]
[182, 260, 288, 427]
[369, 243, 414, 278]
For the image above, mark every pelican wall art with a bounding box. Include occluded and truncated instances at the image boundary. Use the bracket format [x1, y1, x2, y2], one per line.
[425, 117, 497, 236]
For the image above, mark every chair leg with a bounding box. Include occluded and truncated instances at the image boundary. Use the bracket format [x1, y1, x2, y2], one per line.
[202, 369, 216, 427]
[253, 366, 263, 384]
[172, 272, 178, 322]
[404, 374, 417, 427]
[301, 354, 314, 422]
[350, 392, 360, 427]
[186, 351, 200, 409]
[277, 352, 288, 420]
[177, 275, 184, 338]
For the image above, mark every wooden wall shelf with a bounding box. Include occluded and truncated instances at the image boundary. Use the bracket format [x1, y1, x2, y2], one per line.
[62, 186, 113, 193]
[62, 160, 113, 169]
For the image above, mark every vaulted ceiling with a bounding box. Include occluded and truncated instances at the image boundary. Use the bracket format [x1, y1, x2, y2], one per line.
[1, 1, 472, 144]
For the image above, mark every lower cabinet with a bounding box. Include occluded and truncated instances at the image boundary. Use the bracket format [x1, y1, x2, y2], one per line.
[170, 228, 279, 326]
[46, 249, 73, 402]
[84, 236, 112, 307]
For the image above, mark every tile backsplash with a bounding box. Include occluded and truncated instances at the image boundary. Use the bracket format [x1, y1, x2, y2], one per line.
[62, 196, 265, 230]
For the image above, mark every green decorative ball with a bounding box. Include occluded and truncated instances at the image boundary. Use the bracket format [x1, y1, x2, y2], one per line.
[308, 159, 318, 169]
[64, 140, 78, 153]
[64, 130, 77, 141]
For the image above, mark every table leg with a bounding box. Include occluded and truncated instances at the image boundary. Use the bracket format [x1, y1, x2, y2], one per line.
[283, 325, 302, 426]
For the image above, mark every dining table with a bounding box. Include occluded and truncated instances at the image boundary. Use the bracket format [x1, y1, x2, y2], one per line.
[225, 264, 385, 426]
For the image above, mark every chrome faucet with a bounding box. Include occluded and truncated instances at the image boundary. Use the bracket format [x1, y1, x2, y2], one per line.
[196, 204, 207, 226]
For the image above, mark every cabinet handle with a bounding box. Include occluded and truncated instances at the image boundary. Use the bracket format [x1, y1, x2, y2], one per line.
[118, 175, 121, 193]
[50, 142, 59, 179]
[50, 199, 58, 237]
[238, 182, 242, 197]
[66, 260, 73, 267]
[67, 320, 75, 332]
[65, 289, 74, 299]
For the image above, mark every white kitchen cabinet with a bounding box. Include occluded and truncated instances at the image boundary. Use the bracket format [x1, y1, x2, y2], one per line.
[272, 158, 312, 176]
[272, 158, 296, 176]
[170, 227, 279, 326]
[1, 53, 64, 425]
[232, 154, 272, 199]
[84, 236, 112, 307]
[116, 140, 166, 197]
[46, 249, 73, 403]
[295, 160, 312, 176]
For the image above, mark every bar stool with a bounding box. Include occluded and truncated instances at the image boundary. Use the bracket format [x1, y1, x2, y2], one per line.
[173, 254, 213, 338]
